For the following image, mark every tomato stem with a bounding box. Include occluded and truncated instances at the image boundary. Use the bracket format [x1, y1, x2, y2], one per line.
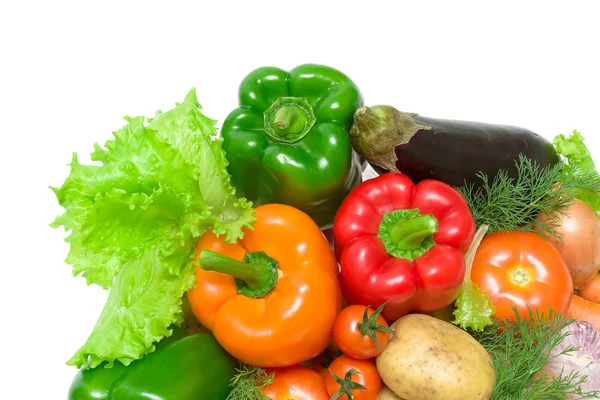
[199, 249, 278, 298]
[510, 267, 531, 287]
[356, 302, 395, 352]
[329, 368, 367, 400]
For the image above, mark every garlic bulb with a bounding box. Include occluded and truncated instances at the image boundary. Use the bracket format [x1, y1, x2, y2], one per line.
[547, 321, 600, 397]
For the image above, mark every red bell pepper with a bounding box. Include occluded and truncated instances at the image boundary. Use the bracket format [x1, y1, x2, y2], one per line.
[333, 172, 476, 322]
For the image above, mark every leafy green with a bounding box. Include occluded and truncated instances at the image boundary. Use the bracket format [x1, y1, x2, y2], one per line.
[553, 130, 600, 218]
[51, 89, 255, 368]
[147, 89, 255, 241]
[457, 154, 600, 241]
[226, 365, 274, 400]
[554, 130, 597, 174]
[452, 224, 495, 331]
[68, 247, 194, 368]
[471, 307, 600, 399]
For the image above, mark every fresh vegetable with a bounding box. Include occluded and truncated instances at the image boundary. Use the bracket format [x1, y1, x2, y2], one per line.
[377, 386, 404, 400]
[332, 303, 395, 359]
[187, 203, 342, 367]
[554, 130, 600, 217]
[375, 314, 495, 400]
[349, 104, 559, 188]
[50, 89, 255, 368]
[262, 365, 329, 400]
[580, 273, 600, 304]
[333, 172, 475, 322]
[535, 198, 600, 289]
[470, 230, 573, 320]
[221, 63, 365, 228]
[326, 355, 382, 400]
[457, 154, 600, 240]
[569, 295, 600, 332]
[546, 320, 600, 397]
[471, 308, 600, 399]
[68, 328, 237, 400]
[452, 224, 496, 331]
[226, 365, 274, 400]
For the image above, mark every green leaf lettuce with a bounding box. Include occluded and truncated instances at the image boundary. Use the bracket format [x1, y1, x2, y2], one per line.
[553, 130, 600, 217]
[51, 89, 255, 368]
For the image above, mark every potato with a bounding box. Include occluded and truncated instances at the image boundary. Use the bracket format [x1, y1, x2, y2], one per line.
[375, 314, 495, 400]
[378, 385, 405, 400]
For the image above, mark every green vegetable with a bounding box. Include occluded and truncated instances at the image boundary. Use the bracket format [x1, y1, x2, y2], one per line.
[471, 307, 600, 399]
[452, 224, 495, 331]
[226, 365, 274, 400]
[51, 89, 255, 368]
[457, 154, 600, 241]
[221, 63, 364, 228]
[68, 327, 237, 400]
[553, 130, 600, 218]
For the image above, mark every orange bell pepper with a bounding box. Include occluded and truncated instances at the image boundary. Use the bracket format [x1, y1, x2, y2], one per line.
[187, 203, 342, 368]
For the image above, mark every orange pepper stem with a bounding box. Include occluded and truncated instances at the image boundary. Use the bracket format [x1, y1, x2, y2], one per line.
[199, 249, 278, 298]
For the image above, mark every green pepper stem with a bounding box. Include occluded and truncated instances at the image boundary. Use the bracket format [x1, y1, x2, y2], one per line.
[263, 96, 316, 144]
[273, 105, 306, 133]
[199, 249, 278, 298]
[388, 214, 438, 250]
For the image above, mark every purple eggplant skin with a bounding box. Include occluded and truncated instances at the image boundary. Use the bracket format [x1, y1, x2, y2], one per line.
[350, 105, 560, 188]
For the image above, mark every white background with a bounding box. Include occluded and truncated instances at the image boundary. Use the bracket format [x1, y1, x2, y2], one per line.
[1, 1, 599, 398]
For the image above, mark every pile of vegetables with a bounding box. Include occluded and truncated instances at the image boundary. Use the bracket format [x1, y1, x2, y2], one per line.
[51, 63, 600, 400]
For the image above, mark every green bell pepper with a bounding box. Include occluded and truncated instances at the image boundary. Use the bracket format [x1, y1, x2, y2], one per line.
[221, 63, 365, 228]
[68, 327, 236, 400]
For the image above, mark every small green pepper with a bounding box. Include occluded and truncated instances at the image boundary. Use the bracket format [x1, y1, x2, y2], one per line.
[68, 327, 236, 400]
[221, 63, 365, 228]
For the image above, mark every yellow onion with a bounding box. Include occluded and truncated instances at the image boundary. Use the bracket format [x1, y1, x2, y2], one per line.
[536, 198, 600, 290]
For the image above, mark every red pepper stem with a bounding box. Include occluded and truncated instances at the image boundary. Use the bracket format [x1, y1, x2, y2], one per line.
[199, 249, 278, 298]
[388, 214, 438, 250]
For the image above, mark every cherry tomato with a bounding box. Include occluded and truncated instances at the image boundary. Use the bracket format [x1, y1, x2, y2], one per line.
[262, 365, 329, 400]
[332, 304, 394, 359]
[471, 231, 573, 320]
[325, 355, 381, 400]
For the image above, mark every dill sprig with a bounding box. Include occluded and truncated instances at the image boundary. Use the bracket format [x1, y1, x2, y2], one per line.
[471, 307, 600, 400]
[456, 154, 600, 241]
[226, 364, 274, 400]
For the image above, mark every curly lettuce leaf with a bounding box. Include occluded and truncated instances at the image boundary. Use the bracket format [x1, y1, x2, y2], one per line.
[554, 130, 597, 173]
[68, 247, 195, 369]
[51, 117, 205, 288]
[553, 130, 600, 217]
[453, 279, 496, 332]
[452, 224, 495, 331]
[148, 88, 255, 242]
[51, 89, 255, 368]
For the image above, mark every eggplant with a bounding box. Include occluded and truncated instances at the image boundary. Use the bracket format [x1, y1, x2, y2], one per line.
[350, 105, 560, 188]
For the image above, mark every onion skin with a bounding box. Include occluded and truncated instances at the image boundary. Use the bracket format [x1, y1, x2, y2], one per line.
[536, 198, 600, 290]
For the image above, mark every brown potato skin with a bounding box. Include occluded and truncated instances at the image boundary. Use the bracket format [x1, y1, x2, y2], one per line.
[536, 198, 600, 290]
[375, 314, 495, 400]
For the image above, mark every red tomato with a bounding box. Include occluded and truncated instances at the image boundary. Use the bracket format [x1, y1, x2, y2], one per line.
[262, 365, 329, 400]
[471, 231, 573, 320]
[325, 355, 381, 400]
[332, 304, 393, 359]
